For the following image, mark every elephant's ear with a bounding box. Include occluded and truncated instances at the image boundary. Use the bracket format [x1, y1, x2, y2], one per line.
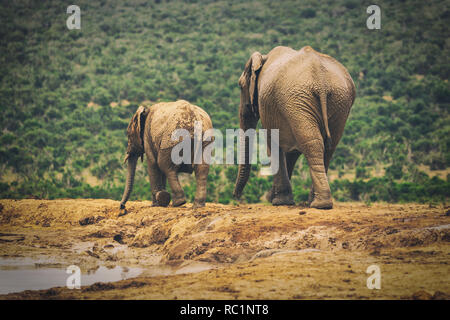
[239, 52, 266, 113]
[125, 105, 148, 162]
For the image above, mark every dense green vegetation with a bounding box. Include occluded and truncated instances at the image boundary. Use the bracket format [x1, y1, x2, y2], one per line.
[0, 0, 448, 204]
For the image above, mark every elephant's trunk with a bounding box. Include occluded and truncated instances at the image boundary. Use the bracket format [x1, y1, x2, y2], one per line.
[233, 99, 258, 199]
[233, 138, 251, 199]
[119, 154, 138, 209]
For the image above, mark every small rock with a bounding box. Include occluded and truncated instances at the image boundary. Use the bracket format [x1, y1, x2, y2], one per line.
[299, 211, 306, 215]
[113, 234, 124, 244]
[79, 217, 91, 225]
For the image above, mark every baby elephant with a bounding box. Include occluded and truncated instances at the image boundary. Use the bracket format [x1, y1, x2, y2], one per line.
[119, 100, 213, 211]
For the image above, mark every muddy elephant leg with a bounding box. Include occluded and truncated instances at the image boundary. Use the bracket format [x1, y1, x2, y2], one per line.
[308, 138, 337, 207]
[146, 153, 162, 203]
[148, 164, 162, 203]
[166, 170, 186, 207]
[193, 163, 209, 209]
[307, 115, 342, 206]
[147, 156, 170, 207]
[160, 172, 167, 190]
[307, 126, 339, 206]
[271, 147, 295, 206]
[267, 151, 300, 203]
[301, 138, 332, 209]
[158, 149, 186, 207]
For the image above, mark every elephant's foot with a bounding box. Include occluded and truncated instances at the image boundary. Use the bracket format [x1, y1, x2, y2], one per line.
[118, 203, 127, 217]
[265, 188, 275, 203]
[172, 195, 186, 207]
[272, 193, 295, 206]
[155, 191, 171, 207]
[118, 203, 128, 216]
[310, 194, 333, 209]
[192, 201, 205, 210]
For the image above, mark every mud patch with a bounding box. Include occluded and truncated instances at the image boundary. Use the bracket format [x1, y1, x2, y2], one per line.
[0, 200, 448, 299]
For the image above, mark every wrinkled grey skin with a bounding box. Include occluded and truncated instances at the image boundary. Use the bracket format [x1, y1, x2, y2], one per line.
[120, 100, 213, 210]
[233, 46, 356, 209]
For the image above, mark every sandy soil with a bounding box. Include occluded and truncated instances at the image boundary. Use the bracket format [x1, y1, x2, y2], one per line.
[0, 199, 448, 300]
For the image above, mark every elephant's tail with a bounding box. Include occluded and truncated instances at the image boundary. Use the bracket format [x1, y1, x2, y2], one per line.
[319, 92, 332, 150]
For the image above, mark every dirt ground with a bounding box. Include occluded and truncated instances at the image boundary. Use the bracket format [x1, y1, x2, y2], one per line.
[0, 199, 448, 300]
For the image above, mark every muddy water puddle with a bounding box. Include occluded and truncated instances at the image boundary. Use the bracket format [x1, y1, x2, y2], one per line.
[0, 258, 142, 295]
[0, 256, 219, 295]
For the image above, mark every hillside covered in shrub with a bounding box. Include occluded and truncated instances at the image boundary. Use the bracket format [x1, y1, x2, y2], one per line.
[0, 0, 448, 203]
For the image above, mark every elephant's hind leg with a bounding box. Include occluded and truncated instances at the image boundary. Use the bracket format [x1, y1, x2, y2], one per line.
[158, 149, 186, 207]
[147, 156, 170, 207]
[306, 111, 344, 208]
[271, 147, 295, 206]
[299, 138, 333, 210]
[193, 163, 209, 209]
[166, 171, 186, 207]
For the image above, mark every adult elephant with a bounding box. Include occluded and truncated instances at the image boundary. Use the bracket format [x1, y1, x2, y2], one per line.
[233, 46, 356, 209]
[119, 100, 213, 212]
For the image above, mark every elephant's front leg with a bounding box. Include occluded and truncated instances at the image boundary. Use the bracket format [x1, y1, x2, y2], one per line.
[193, 163, 209, 209]
[271, 147, 295, 206]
